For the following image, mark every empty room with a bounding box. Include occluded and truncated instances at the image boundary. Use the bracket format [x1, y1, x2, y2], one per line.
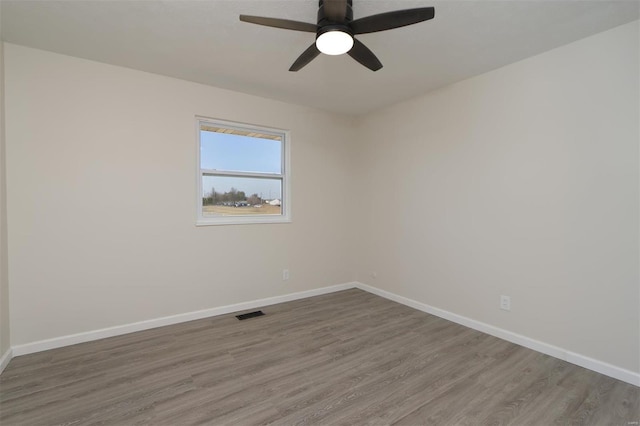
[0, 0, 638, 424]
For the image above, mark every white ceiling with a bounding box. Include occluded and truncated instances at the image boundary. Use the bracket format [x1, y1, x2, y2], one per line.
[1, 0, 638, 116]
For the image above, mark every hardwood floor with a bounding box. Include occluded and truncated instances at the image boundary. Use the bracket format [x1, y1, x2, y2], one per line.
[1, 289, 638, 425]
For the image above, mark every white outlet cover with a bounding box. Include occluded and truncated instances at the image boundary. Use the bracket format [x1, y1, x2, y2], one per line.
[500, 295, 511, 311]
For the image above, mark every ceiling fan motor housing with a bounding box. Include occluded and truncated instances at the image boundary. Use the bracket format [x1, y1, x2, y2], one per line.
[316, 24, 353, 41]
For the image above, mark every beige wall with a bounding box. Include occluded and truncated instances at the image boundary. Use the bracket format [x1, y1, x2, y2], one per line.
[0, 37, 10, 356]
[353, 21, 639, 373]
[3, 21, 639, 377]
[4, 44, 357, 345]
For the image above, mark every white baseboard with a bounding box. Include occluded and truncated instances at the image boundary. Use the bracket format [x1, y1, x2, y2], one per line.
[11, 282, 357, 357]
[354, 282, 640, 387]
[0, 347, 12, 375]
[6, 281, 639, 387]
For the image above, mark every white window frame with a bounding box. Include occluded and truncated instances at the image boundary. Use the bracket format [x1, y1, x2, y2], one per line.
[196, 117, 291, 226]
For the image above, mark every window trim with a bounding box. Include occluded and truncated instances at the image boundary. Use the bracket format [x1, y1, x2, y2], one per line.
[195, 117, 291, 226]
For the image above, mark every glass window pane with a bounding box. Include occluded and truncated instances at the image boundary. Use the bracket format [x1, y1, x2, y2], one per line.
[201, 175, 282, 217]
[200, 127, 282, 174]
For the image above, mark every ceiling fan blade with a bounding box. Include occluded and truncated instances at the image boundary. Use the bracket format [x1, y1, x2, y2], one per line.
[350, 7, 435, 34]
[289, 43, 321, 72]
[348, 38, 383, 71]
[322, 0, 348, 22]
[239, 15, 317, 32]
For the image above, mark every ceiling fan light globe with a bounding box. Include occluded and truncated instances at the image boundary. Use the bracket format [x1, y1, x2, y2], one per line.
[316, 30, 354, 55]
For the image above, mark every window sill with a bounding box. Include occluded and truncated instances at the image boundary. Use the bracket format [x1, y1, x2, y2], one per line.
[196, 216, 292, 226]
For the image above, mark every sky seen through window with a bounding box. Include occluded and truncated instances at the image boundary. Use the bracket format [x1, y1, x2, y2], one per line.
[200, 130, 283, 200]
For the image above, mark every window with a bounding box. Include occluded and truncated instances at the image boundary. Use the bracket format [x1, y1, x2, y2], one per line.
[196, 117, 290, 225]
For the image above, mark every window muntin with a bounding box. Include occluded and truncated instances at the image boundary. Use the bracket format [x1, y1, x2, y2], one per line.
[197, 118, 290, 225]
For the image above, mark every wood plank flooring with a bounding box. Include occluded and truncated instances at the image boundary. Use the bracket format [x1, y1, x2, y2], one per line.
[1, 289, 638, 425]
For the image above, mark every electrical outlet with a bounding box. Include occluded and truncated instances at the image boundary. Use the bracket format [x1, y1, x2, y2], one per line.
[282, 269, 289, 281]
[371, 271, 377, 279]
[500, 295, 511, 311]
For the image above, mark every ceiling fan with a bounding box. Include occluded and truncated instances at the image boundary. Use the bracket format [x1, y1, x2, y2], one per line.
[239, 0, 435, 72]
